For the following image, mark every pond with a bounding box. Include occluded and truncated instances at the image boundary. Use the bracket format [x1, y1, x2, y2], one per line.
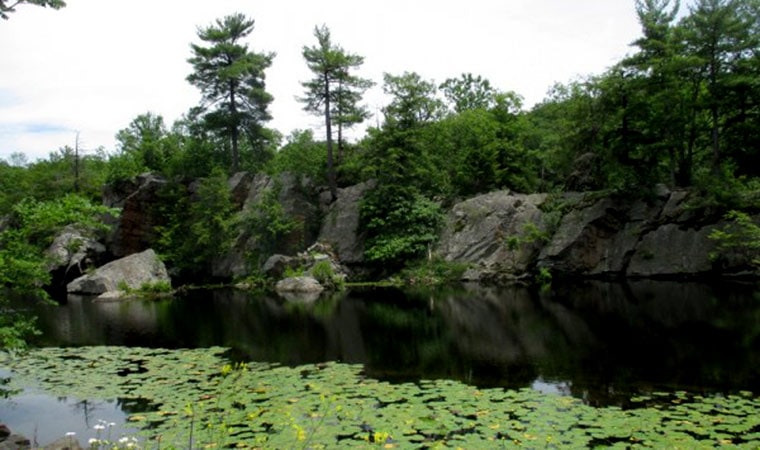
[1, 280, 759, 447]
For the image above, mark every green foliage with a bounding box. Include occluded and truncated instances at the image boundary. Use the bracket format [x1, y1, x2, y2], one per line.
[503, 221, 550, 254]
[117, 280, 173, 296]
[0, 194, 114, 349]
[361, 185, 443, 271]
[156, 170, 236, 278]
[709, 210, 760, 269]
[0, 313, 39, 350]
[382, 72, 447, 130]
[300, 24, 373, 200]
[187, 13, 275, 172]
[309, 260, 344, 289]
[310, 260, 332, 282]
[524, 0, 760, 193]
[440, 72, 497, 113]
[109, 112, 177, 181]
[398, 257, 469, 286]
[237, 184, 297, 267]
[694, 162, 760, 209]
[265, 129, 326, 180]
[535, 266, 552, 287]
[0, 148, 109, 215]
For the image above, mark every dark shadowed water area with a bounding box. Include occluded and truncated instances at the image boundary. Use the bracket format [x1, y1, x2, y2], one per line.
[1, 280, 759, 444]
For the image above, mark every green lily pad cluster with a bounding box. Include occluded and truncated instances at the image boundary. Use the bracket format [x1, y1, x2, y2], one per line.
[2, 347, 759, 448]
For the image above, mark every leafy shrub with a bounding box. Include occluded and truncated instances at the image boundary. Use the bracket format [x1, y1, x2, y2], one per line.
[156, 169, 236, 278]
[237, 184, 297, 268]
[310, 260, 334, 283]
[709, 210, 760, 269]
[361, 185, 443, 272]
[0, 194, 115, 349]
[399, 258, 469, 285]
[310, 260, 344, 289]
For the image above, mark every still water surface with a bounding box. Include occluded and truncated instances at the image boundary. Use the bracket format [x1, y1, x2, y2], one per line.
[2, 280, 759, 443]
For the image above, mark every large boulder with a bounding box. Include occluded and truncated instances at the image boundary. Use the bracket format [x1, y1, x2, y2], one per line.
[275, 276, 324, 302]
[275, 276, 324, 293]
[45, 225, 108, 293]
[67, 249, 169, 295]
[318, 180, 375, 265]
[435, 191, 548, 281]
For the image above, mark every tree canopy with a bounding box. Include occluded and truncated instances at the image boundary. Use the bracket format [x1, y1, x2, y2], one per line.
[300, 24, 373, 201]
[187, 13, 275, 173]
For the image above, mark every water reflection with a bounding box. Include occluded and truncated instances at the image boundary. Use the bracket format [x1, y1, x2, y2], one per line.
[34, 281, 760, 405]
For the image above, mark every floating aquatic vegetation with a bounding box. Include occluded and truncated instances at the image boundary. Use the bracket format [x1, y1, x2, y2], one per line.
[2, 347, 759, 448]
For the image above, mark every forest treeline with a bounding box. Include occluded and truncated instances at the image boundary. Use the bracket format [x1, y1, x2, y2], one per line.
[4, 0, 759, 200]
[1, 0, 760, 345]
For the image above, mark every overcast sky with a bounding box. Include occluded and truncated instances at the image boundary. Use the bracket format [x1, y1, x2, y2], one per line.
[1, 0, 659, 162]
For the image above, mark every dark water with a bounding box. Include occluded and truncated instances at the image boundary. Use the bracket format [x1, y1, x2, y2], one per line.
[2, 281, 759, 443]
[32, 280, 760, 401]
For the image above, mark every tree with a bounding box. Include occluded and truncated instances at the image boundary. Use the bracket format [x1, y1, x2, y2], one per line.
[187, 13, 275, 173]
[683, 0, 756, 173]
[156, 170, 236, 280]
[440, 73, 497, 113]
[0, 0, 64, 20]
[381, 72, 446, 129]
[0, 194, 115, 348]
[113, 112, 170, 177]
[300, 24, 373, 202]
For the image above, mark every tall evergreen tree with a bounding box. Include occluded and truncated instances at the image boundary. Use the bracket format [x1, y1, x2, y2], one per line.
[187, 13, 274, 173]
[300, 24, 373, 201]
[683, 0, 756, 173]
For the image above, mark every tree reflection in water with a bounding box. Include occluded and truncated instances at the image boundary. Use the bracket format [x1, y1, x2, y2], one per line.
[35, 280, 760, 406]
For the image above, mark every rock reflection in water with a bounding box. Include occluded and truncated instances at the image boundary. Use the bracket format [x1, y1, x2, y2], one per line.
[33, 281, 760, 405]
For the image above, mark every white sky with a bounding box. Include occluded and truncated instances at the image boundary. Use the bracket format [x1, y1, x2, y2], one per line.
[1, 0, 653, 162]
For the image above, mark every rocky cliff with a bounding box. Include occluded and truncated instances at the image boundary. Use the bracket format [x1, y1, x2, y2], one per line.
[436, 188, 757, 280]
[102, 173, 757, 282]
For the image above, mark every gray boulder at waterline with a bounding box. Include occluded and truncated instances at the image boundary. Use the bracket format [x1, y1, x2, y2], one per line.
[275, 276, 324, 293]
[66, 249, 169, 295]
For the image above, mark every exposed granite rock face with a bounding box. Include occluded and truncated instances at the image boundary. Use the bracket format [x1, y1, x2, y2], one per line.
[103, 173, 167, 258]
[537, 195, 645, 276]
[228, 171, 255, 208]
[537, 190, 739, 278]
[213, 173, 321, 278]
[626, 224, 718, 277]
[317, 181, 375, 266]
[97, 172, 756, 282]
[45, 225, 108, 294]
[438, 189, 756, 280]
[67, 249, 169, 295]
[435, 191, 548, 281]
